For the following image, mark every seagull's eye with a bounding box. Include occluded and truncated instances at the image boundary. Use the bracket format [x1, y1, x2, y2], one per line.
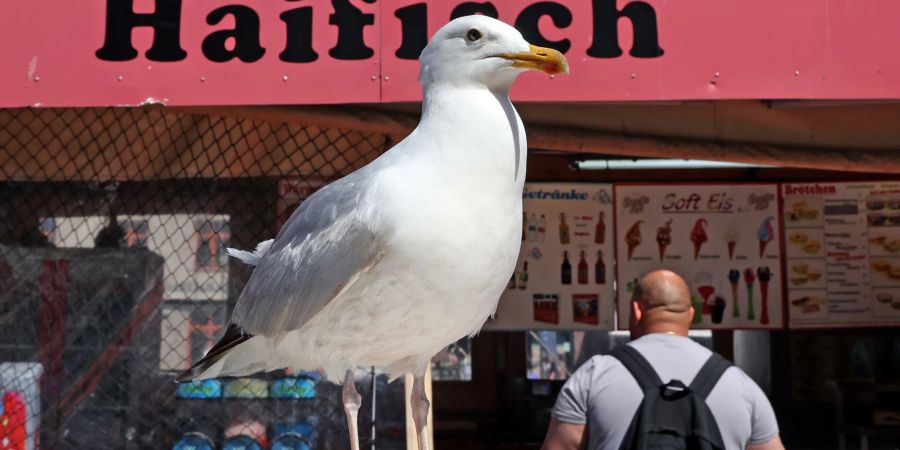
[466, 28, 483, 42]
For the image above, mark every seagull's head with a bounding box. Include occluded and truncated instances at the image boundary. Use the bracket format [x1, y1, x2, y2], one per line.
[419, 15, 569, 90]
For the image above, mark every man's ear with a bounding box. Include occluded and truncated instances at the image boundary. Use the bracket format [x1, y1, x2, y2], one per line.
[631, 300, 643, 322]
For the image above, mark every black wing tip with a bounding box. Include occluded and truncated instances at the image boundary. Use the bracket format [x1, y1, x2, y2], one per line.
[173, 324, 253, 384]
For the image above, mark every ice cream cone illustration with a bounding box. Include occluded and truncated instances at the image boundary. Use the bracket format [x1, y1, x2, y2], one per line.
[625, 220, 644, 260]
[656, 219, 673, 261]
[728, 269, 741, 318]
[743, 268, 756, 321]
[690, 219, 709, 260]
[757, 217, 775, 258]
[757, 266, 771, 325]
[724, 227, 738, 260]
[697, 284, 715, 315]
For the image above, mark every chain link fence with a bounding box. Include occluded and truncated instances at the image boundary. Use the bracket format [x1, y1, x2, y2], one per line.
[0, 106, 415, 449]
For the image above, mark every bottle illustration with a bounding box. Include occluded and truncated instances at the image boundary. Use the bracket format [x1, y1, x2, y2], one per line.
[559, 213, 570, 245]
[528, 213, 538, 242]
[577, 250, 589, 284]
[538, 214, 547, 242]
[595, 250, 606, 284]
[518, 261, 528, 290]
[595, 212, 606, 244]
[521, 212, 527, 242]
[561, 251, 572, 285]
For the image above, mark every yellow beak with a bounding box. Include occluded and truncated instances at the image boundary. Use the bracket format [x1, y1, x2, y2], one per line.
[497, 44, 570, 75]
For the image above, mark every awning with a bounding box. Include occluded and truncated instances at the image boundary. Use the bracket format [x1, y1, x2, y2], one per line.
[3, 102, 900, 183]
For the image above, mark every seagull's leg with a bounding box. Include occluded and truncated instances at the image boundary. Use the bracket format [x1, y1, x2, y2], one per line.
[342, 369, 362, 450]
[411, 373, 432, 450]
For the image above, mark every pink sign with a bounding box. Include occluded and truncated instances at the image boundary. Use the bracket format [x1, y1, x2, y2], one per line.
[2, 0, 381, 107]
[3, 0, 900, 107]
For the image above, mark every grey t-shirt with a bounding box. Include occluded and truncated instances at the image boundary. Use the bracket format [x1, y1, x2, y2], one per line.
[552, 334, 779, 450]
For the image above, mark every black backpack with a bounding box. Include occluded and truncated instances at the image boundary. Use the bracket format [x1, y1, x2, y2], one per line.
[610, 345, 731, 450]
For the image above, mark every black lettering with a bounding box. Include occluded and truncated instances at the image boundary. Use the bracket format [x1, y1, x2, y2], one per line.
[329, 0, 374, 60]
[280, 4, 318, 62]
[95, 0, 187, 61]
[587, 0, 663, 58]
[202, 5, 266, 62]
[450, 2, 499, 20]
[515, 2, 572, 53]
[395, 3, 427, 59]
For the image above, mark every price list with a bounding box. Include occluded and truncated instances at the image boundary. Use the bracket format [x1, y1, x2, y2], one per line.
[784, 182, 900, 328]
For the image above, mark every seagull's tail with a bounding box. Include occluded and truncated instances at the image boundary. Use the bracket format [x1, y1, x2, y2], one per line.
[175, 324, 276, 382]
[226, 239, 273, 266]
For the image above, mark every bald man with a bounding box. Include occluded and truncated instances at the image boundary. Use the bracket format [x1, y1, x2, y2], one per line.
[542, 270, 784, 450]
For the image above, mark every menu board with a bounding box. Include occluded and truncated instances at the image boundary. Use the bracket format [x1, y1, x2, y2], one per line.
[783, 182, 900, 328]
[485, 183, 616, 330]
[615, 184, 784, 329]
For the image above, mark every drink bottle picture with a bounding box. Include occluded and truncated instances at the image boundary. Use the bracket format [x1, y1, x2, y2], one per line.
[518, 261, 528, 290]
[521, 212, 527, 241]
[577, 250, 588, 284]
[538, 214, 547, 242]
[561, 251, 572, 285]
[595, 250, 606, 284]
[595, 212, 606, 244]
[528, 213, 538, 242]
[558, 213, 570, 244]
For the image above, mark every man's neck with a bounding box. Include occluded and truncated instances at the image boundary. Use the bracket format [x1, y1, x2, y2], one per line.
[642, 325, 689, 337]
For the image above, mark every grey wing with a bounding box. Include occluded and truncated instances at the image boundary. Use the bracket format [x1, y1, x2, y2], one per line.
[230, 174, 383, 336]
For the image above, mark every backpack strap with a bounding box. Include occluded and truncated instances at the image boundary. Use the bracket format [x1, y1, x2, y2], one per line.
[688, 352, 732, 399]
[610, 345, 664, 393]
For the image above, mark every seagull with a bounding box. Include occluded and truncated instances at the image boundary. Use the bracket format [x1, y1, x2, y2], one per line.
[176, 15, 568, 450]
